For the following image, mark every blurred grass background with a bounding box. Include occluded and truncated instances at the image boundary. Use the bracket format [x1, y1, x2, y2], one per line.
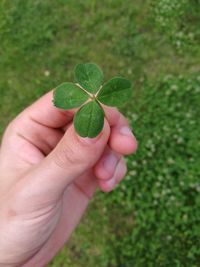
[0, 0, 200, 266]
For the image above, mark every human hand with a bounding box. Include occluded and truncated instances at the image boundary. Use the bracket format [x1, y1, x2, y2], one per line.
[0, 91, 137, 267]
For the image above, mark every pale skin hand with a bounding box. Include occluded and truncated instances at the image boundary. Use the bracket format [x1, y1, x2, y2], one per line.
[0, 91, 137, 267]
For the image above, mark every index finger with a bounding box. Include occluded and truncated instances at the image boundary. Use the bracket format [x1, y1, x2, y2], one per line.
[24, 91, 122, 129]
[102, 104, 138, 155]
[21, 90, 77, 128]
[21, 90, 137, 155]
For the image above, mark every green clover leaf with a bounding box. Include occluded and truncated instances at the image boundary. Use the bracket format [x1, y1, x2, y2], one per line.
[53, 63, 132, 138]
[97, 77, 132, 107]
[74, 100, 105, 138]
[75, 63, 103, 94]
[53, 82, 89, 109]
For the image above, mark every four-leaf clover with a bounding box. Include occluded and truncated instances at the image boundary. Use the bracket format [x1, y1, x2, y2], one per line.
[53, 63, 132, 138]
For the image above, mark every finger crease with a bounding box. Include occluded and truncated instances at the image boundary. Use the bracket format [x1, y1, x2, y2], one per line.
[73, 181, 92, 200]
[29, 115, 55, 129]
[16, 132, 45, 157]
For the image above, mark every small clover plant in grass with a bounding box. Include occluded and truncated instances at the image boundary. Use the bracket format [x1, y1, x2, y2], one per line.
[53, 63, 132, 138]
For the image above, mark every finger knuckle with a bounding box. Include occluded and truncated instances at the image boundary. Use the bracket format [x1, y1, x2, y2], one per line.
[5, 120, 17, 133]
[5, 115, 23, 135]
[54, 143, 83, 169]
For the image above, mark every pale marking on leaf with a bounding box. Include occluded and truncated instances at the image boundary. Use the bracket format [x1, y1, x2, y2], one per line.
[75, 83, 94, 98]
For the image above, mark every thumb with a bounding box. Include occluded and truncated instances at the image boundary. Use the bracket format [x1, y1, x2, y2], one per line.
[23, 120, 110, 199]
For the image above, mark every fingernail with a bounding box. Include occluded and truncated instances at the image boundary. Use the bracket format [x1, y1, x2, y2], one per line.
[120, 126, 134, 138]
[103, 153, 118, 173]
[78, 132, 102, 144]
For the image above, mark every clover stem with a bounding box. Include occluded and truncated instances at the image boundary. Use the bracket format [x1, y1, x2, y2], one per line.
[95, 99, 106, 117]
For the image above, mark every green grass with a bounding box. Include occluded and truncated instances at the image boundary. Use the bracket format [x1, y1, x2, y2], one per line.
[0, 0, 200, 266]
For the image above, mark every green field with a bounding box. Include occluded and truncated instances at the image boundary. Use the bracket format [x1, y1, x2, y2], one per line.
[0, 0, 200, 266]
